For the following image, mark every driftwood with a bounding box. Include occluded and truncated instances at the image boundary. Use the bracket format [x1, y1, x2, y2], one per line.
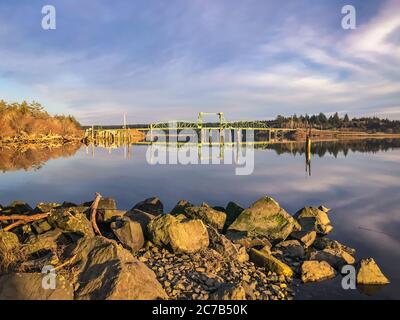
[90, 192, 102, 236]
[0, 212, 50, 232]
[0, 193, 103, 235]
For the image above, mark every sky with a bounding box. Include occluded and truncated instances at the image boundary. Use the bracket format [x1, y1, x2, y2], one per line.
[0, 0, 399, 125]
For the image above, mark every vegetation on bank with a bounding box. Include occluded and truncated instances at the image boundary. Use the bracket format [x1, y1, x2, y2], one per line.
[269, 112, 400, 133]
[0, 100, 82, 141]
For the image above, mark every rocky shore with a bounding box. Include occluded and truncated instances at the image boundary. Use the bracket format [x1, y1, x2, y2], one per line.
[0, 195, 390, 300]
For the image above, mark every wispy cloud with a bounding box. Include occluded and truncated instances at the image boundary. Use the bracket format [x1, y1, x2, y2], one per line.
[0, 0, 399, 124]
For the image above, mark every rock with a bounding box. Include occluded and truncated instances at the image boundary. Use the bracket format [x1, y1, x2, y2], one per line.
[210, 283, 246, 300]
[2, 201, 33, 215]
[213, 206, 226, 212]
[0, 273, 73, 300]
[48, 207, 94, 237]
[61, 201, 77, 208]
[124, 209, 156, 235]
[169, 220, 210, 254]
[318, 205, 330, 213]
[207, 226, 248, 262]
[147, 214, 178, 246]
[95, 198, 124, 223]
[224, 201, 244, 230]
[294, 207, 333, 235]
[111, 217, 144, 252]
[22, 229, 68, 256]
[226, 231, 272, 249]
[131, 197, 163, 215]
[249, 248, 293, 278]
[313, 238, 356, 256]
[275, 240, 305, 259]
[228, 196, 300, 243]
[148, 214, 209, 253]
[309, 248, 355, 270]
[301, 260, 336, 283]
[356, 258, 390, 285]
[184, 205, 227, 231]
[71, 236, 168, 300]
[290, 230, 316, 248]
[32, 220, 52, 234]
[0, 231, 20, 251]
[34, 202, 61, 213]
[170, 200, 194, 215]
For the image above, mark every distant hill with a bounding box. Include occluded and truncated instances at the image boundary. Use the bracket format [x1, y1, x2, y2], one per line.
[0, 100, 83, 141]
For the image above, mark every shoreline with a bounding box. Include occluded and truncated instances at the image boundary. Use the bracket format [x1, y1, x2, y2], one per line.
[1, 131, 400, 148]
[0, 195, 390, 300]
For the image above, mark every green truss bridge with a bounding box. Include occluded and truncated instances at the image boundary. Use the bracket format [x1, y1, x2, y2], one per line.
[85, 112, 296, 143]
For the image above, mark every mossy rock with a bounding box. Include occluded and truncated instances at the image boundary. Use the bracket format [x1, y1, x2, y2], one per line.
[32, 220, 53, 234]
[184, 205, 227, 231]
[0, 231, 20, 251]
[47, 208, 94, 237]
[228, 196, 300, 243]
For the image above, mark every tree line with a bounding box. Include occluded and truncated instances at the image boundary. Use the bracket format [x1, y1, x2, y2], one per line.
[0, 100, 82, 139]
[267, 112, 400, 133]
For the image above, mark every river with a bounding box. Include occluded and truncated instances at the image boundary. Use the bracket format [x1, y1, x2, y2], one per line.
[0, 138, 399, 299]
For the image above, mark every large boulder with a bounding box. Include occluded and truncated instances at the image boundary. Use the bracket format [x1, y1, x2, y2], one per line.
[294, 207, 333, 235]
[228, 196, 300, 243]
[356, 258, 390, 285]
[148, 214, 209, 253]
[301, 260, 336, 283]
[111, 217, 144, 252]
[249, 248, 293, 278]
[131, 197, 163, 215]
[210, 283, 246, 300]
[0, 273, 73, 300]
[48, 207, 95, 237]
[184, 205, 227, 231]
[71, 236, 168, 300]
[309, 248, 355, 270]
[290, 230, 316, 248]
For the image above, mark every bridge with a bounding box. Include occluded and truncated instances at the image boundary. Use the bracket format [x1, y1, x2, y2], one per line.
[84, 112, 296, 144]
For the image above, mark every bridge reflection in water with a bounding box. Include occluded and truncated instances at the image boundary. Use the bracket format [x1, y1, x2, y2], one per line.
[84, 130, 313, 176]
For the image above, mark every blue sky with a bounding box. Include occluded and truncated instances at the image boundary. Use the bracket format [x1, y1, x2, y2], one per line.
[0, 0, 399, 124]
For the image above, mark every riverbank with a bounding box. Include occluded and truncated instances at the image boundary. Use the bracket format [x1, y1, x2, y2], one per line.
[0, 195, 390, 300]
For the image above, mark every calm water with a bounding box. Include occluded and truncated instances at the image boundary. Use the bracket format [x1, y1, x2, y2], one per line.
[1, 139, 399, 300]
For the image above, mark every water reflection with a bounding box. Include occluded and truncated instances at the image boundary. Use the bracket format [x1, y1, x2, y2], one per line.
[0, 142, 81, 172]
[1, 138, 400, 175]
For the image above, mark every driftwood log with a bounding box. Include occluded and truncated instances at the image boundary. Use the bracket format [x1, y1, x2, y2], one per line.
[0, 193, 103, 235]
[90, 192, 102, 236]
[0, 212, 50, 232]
